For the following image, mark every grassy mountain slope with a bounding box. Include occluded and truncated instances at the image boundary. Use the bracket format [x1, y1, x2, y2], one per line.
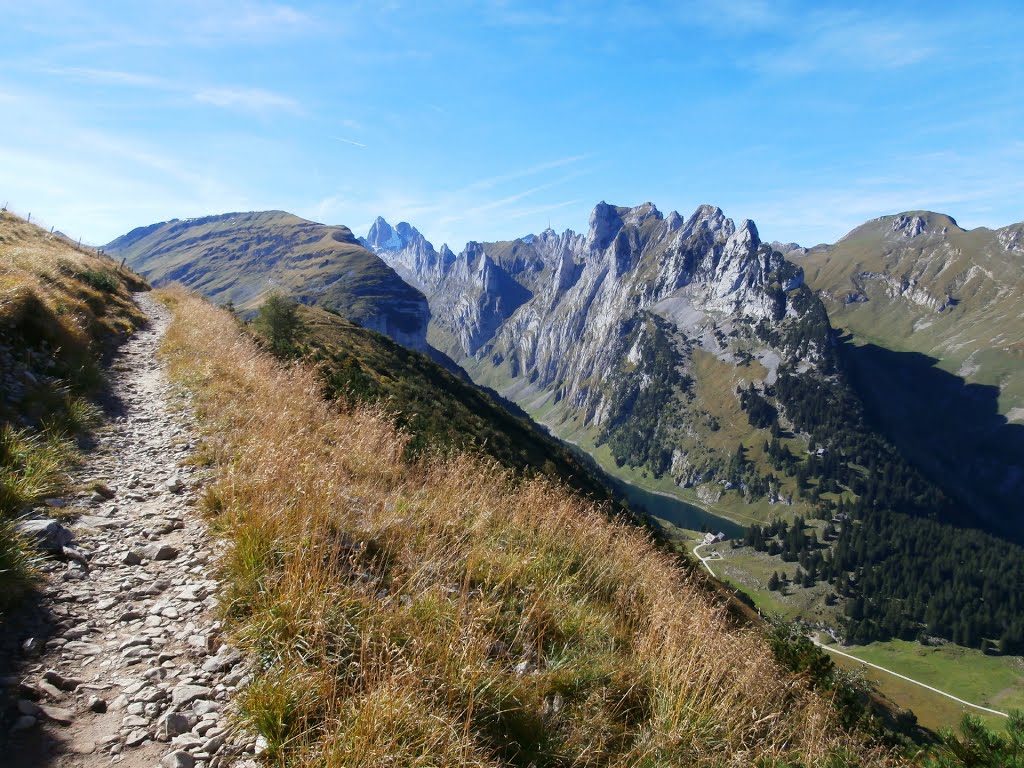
[800, 212, 1024, 410]
[0, 209, 148, 612]
[797, 212, 1024, 536]
[280, 304, 621, 506]
[105, 211, 430, 347]
[161, 288, 901, 767]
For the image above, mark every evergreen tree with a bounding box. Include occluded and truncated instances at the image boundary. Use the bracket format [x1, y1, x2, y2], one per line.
[255, 293, 303, 356]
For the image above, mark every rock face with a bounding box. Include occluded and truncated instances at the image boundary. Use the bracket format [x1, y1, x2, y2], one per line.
[105, 211, 432, 352]
[365, 202, 831, 490]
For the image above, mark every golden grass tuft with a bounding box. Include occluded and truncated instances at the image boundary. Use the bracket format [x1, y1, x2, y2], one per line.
[0, 209, 146, 343]
[160, 286, 902, 767]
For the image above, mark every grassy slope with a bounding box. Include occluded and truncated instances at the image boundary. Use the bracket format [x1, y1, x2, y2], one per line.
[291, 304, 620, 506]
[800, 212, 1024, 412]
[797, 212, 1024, 535]
[832, 641, 1024, 735]
[701, 531, 1024, 735]
[161, 288, 900, 768]
[0, 210, 148, 612]
[104, 210, 427, 337]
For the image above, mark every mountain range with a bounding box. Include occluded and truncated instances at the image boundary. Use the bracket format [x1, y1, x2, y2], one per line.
[104, 200, 1024, 659]
[363, 203, 833, 510]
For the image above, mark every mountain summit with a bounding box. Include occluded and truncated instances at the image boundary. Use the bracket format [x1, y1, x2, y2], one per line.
[364, 201, 819, 491]
[361, 216, 428, 253]
[105, 210, 432, 351]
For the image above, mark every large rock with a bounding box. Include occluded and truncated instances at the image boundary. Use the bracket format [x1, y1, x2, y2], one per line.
[15, 518, 73, 553]
[158, 712, 192, 739]
[170, 684, 212, 708]
[37, 703, 75, 725]
[161, 752, 195, 768]
[134, 543, 179, 561]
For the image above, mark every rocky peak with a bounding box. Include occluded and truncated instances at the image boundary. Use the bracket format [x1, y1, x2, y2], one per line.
[771, 241, 806, 257]
[997, 224, 1024, 252]
[364, 216, 405, 251]
[462, 241, 484, 267]
[872, 211, 964, 242]
[439, 243, 457, 265]
[730, 219, 760, 250]
[587, 202, 625, 252]
[362, 217, 427, 253]
[624, 202, 663, 228]
[891, 214, 928, 239]
[680, 205, 734, 243]
[395, 221, 425, 246]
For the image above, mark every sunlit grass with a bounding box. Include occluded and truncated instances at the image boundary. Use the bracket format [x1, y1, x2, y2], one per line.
[160, 287, 901, 767]
[0, 210, 147, 616]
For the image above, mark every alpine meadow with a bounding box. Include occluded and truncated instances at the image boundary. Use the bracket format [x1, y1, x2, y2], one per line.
[2, 2, 1023, 767]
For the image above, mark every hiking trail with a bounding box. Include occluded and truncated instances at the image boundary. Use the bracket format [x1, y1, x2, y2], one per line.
[3, 293, 257, 768]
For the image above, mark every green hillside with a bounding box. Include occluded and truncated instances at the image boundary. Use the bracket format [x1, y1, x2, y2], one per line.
[104, 211, 430, 347]
[797, 212, 1024, 536]
[262, 303, 623, 510]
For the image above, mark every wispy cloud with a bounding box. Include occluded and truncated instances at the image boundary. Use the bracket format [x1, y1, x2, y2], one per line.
[747, 12, 935, 75]
[460, 154, 591, 193]
[506, 198, 583, 220]
[189, 1, 315, 44]
[442, 172, 586, 224]
[37, 65, 301, 115]
[684, 0, 780, 30]
[39, 66, 172, 88]
[0, 100, 245, 244]
[194, 87, 300, 113]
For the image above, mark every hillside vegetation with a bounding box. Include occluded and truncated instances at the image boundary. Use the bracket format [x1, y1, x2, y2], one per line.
[797, 212, 1024, 535]
[160, 288, 899, 767]
[104, 211, 431, 350]
[268, 303, 621, 508]
[0, 209, 147, 612]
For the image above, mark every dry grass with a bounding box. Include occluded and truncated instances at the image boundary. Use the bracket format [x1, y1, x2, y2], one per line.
[0, 209, 146, 343]
[0, 210, 148, 613]
[160, 287, 902, 767]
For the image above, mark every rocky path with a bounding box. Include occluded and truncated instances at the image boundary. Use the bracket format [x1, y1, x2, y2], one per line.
[3, 294, 256, 768]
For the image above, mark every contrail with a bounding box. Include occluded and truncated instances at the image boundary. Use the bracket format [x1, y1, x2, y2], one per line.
[332, 136, 367, 148]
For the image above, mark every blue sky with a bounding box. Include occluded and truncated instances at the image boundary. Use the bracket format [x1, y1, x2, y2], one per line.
[1, 1, 1022, 250]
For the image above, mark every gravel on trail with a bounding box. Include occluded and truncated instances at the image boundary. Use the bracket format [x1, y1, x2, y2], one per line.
[2, 294, 259, 768]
